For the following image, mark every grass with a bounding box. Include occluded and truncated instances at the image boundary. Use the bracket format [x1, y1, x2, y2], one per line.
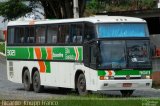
[0, 92, 160, 106]
[0, 42, 5, 54]
[53, 93, 160, 106]
[57, 100, 141, 106]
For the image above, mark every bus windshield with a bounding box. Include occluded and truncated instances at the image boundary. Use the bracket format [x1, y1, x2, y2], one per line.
[97, 23, 149, 38]
[127, 40, 151, 68]
[98, 40, 151, 69]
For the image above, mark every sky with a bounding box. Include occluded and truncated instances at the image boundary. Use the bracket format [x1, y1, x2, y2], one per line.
[0, 16, 7, 30]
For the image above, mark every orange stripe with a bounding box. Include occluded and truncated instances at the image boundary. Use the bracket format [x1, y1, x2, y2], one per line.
[35, 48, 41, 59]
[35, 48, 45, 73]
[46, 48, 52, 60]
[76, 48, 79, 60]
[38, 61, 46, 73]
[74, 47, 78, 60]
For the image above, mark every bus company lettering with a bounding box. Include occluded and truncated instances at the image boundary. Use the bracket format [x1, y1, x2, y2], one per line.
[65, 55, 75, 60]
[7, 50, 16, 56]
[65, 48, 70, 54]
[65, 48, 75, 60]
[139, 71, 150, 75]
[53, 53, 63, 58]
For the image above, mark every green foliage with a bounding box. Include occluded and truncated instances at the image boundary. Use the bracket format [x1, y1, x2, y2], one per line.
[138, 0, 156, 9]
[85, 0, 156, 15]
[0, 42, 5, 53]
[85, 0, 104, 15]
[0, 0, 32, 21]
[0, 0, 87, 20]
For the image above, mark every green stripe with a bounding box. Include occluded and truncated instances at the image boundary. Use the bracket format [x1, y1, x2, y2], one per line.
[29, 48, 34, 59]
[7, 46, 83, 61]
[98, 70, 106, 76]
[45, 61, 51, 73]
[115, 70, 151, 76]
[78, 47, 83, 61]
[41, 48, 47, 59]
[98, 70, 151, 76]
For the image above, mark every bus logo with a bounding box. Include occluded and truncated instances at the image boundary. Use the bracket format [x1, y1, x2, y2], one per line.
[7, 50, 16, 56]
[126, 75, 130, 80]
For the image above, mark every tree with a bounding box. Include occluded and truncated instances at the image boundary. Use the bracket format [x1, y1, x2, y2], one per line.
[0, 0, 86, 21]
[0, 0, 32, 21]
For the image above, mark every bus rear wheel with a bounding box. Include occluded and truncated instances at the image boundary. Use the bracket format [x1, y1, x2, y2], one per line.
[23, 69, 32, 91]
[77, 73, 88, 96]
[33, 71, 43, 93]
[120, 90, 134, 97]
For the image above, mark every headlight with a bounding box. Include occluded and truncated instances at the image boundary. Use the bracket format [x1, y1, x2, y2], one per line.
[99, 76, 114, 80]
[141, 75, 150, 79]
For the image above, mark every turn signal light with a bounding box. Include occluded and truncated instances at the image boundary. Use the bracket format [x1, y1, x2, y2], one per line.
[99, 76, 109, 80]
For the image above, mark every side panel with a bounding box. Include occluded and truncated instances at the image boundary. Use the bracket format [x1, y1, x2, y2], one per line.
[7, 60, 98, 90]
[6, 46, 99, 90]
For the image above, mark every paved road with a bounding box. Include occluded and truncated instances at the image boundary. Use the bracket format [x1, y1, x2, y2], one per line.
[0, 55, 160, 100]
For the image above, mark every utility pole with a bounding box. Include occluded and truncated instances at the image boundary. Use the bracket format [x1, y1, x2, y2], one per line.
[158, 0, 160, 8]
[73, 0, 79, 18]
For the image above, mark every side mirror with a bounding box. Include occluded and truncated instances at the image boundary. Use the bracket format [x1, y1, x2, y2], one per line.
[150, 43, 156, 57]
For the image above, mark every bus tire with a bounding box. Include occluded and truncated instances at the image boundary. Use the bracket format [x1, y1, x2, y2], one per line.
[120, 90, 134, 97]
[33, 71, 44, 93]
[23, 69, 32, 91]
[77, 73, 88, 96]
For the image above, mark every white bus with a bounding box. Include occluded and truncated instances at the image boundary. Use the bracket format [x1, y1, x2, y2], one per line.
[6, 16, 152, 96]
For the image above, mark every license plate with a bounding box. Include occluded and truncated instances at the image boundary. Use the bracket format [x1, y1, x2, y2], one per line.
[123, 83, 132, 87]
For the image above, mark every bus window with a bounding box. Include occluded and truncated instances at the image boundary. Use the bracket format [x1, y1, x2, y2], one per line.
[36, 26, 46, 43]
[58, 24, 69, 44]
[84, 23, 95, 42]
[70, 23, 83, 44]
[8, 27, 15, 44]
[15, 27, 25, 43]
[47, 25, 58, 44]
[26, 27, 35, 43]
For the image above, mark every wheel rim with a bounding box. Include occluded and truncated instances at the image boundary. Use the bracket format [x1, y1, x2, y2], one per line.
[33, 74, 39, 89]
[24, 74, 29, 87]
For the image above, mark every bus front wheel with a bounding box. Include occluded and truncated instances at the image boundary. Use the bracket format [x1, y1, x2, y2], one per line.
[33, 71, 44, 93]
[120, 90, 134, 97]
[77, 73, 88, 96]
[23, 69, 32, 91]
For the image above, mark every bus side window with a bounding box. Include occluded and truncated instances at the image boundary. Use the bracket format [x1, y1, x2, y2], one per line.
[36, 25, 46, 44]
[47, 25, 58, 44]
[84, 23, 95, 42]
[58, 24, 69, 44]
[70, 23, 83, 44]
[14, 27, 25, 44]
[7, 27, 15, 44]
[25, 27, 35, 43]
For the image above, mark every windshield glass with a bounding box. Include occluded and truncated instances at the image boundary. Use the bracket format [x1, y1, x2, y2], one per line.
[99, 41, 126, 69]
[97, 23, 149, 38]
[127, 40, 151, 68]
[98, 40, 151, 69]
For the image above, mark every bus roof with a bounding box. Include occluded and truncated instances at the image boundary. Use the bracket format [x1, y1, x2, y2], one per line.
[7, 16, 146, 26]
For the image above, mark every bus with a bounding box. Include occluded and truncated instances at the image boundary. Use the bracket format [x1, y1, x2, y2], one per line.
[6, 16, 152, 96]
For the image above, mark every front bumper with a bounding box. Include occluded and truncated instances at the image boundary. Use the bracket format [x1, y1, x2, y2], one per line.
[97, 79, 152, 91]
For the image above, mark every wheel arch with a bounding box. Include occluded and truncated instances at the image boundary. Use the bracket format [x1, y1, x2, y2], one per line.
[22, 67, 29, 83]
[74, 70, 84, 89]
